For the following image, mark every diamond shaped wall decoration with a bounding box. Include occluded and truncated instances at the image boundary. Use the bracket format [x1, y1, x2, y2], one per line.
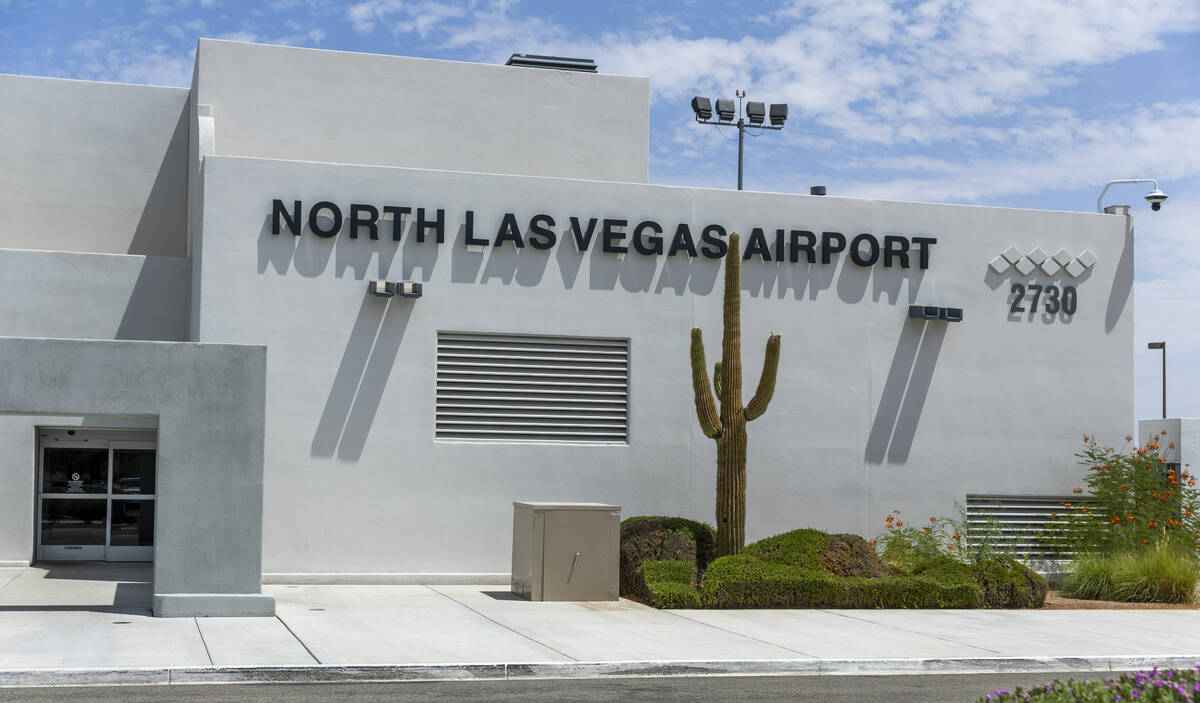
[1041, 259, 1061, 275]
[1002, 246, 1023, 264]
[1015, 257, 1037, 275]
[1065, 260, 1086, 278]
[1052, 248, 1073, 266]
[989, 256, 1011, 274]
[1077, 249, 1096, 268]
[1025, 247, 1048, 265]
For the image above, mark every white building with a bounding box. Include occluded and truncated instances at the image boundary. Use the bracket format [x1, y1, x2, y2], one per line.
[0, 40, 1134, 615]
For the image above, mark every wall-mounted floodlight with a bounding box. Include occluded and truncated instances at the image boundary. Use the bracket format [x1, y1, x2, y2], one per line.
[938, 307, 964, 322]
[690, 90, 789, 190]
[714, 98, 735, 121]
[909, 305, 940, 320]
[1097, 178, 1168, 213]
[746, 101, 765, 124]
[909, 305, 963, 322]
[368, 280, 422, 298]
[368, 280, 396, 298]
[769, 103, 788, 126]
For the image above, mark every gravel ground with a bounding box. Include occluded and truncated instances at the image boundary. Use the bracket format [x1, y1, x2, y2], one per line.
[1042, 590, 1199, 609]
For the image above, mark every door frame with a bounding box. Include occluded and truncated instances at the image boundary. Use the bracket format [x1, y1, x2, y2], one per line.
[36, 438, 156, 563]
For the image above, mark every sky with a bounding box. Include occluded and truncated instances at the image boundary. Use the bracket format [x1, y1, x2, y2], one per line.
[2, 0, 1199, 423]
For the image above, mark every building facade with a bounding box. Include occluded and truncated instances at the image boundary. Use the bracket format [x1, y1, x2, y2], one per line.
[0, 40, 1134, 614]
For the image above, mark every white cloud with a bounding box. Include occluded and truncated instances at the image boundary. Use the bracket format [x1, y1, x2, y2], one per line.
[347, 0, 407, 33]
[68, 24, 195, 87]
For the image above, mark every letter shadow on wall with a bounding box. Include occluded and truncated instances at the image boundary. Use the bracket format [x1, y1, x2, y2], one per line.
[311, 294, 413, 461]
[743, 257, 924, 304]
[257, 214, 440, 281]
[864, 320, 947, 464]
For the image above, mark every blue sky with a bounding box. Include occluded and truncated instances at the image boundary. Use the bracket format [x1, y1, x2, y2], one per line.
[3, 0, 1199, 424]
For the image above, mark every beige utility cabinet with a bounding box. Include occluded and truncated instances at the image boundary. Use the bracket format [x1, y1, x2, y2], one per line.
[511, 501, 620, 601]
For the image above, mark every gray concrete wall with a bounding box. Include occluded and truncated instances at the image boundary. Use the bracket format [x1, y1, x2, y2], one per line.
[0, 75, 189, 256]
[0, 337, 270, 616]
[195, 156, 1134, 578]
[191, 40, 649, 183]
[0, 249, 190, 341]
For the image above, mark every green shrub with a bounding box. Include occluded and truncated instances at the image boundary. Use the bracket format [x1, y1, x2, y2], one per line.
[1110, 544, 1198, 603]
[700, 553, 981, 609]
[641, 559, 701, 608]
[1062, 552, 1117, 600]
[740, 528, 894, 577]
[740, 528, 827, 569]
[1064, 543, 1198, 603]
[622, 516, 717, 570]
[619, 524, 696, 601]
[819, 533, 895, 578]
[914, 556, 1047, 608]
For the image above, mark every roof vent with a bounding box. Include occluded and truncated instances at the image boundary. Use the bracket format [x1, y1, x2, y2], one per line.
[506, 54, 597, 73]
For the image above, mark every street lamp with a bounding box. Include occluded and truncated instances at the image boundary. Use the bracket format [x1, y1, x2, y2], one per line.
[691, 91, 787, 190]
[1097, 179, 1169, 213]
[1148, 341, 1166, 419]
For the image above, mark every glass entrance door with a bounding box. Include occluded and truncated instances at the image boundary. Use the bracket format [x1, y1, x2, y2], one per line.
[37, 440, 156, 562]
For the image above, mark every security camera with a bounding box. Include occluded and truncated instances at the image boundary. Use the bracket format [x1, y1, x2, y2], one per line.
[1145, 188, 1168, 211]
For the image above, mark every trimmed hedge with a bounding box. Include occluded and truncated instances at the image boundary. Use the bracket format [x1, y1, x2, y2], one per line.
[913, 556, 1047, 608]
[641, 559, 702, 609]
[742, 528, 894, 578]
[701, 553, 981, 609]
[620, 527, 695, 602]
[621, 516, 717, 570]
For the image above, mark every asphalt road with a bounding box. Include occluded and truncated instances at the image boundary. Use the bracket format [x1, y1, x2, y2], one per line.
[0, 672, 1118, 702]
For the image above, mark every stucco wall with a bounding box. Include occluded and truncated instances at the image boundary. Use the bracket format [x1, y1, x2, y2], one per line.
[0, 248, 190, 341]
[191, 40, 650, 183]
[0, 337, 269, 616]
[194, 155, 1134, 578]
[0, 74, 189, 256]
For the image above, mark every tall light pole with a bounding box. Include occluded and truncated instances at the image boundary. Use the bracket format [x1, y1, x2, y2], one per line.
[690, 92, 787, 191]
[1148, 341, 1166, 419]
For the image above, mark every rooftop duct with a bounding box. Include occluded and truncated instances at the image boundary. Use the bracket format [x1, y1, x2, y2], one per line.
[506, 54, 598, 73]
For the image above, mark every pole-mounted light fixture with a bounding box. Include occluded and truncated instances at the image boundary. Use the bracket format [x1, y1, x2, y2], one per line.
[1097, 179, 1169, 213]
[1148, 341, 1166, 419]
[691, 90, 788, 191]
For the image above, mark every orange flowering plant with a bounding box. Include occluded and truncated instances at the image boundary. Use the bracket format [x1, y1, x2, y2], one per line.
[1047, 431, 1200, 556]
[873, 504, 1013, 571]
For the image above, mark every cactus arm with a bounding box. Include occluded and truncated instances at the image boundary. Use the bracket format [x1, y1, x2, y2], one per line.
[714, 362, 723, 397]
[690, 328, 723, 438]
[744, 333, 781, 422]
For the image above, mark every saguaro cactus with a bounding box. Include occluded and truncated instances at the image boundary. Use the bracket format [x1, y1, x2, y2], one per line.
[690, 232, 781, 557]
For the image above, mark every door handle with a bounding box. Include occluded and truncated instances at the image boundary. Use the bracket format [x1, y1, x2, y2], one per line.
[567, 551, 580, 583]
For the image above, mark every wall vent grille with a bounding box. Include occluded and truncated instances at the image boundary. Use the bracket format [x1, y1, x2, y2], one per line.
[436, 332, 629, 443]
[965, 494, 1098, 559]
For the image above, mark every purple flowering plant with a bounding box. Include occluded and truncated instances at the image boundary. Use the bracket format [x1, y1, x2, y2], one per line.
[980, 666, 1200, 702]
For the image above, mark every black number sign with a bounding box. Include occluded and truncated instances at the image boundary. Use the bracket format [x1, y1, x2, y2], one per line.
[1009, 283, 1076, 316]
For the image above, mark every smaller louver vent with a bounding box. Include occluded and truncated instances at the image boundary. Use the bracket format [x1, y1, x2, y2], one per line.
[965, 494, 1098, 559]
[436, 332, 629, 443]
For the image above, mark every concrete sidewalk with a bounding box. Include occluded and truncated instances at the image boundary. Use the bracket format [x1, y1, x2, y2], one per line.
[1, 565, 1199, 687]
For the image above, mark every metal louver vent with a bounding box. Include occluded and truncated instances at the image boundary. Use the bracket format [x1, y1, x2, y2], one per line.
[436, 332, 629, 443]
[966, 494, 1098, 559]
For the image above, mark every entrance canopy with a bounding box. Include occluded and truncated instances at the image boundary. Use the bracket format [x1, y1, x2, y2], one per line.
[0, 337, 270, 616]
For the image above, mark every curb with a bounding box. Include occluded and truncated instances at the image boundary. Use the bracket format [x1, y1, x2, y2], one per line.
[3, 656, 1199, 688]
